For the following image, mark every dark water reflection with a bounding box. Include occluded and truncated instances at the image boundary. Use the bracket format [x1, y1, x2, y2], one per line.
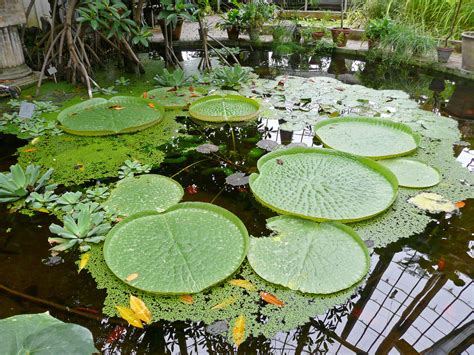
[0, 53, 473, 354]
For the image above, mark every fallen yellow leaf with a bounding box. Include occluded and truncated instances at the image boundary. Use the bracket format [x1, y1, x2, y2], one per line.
[147, 103, 155, 108]
[78, 252, 90, 273]
[125, 273, 139, 282]
[232, 315, 246, 348]
[211, 296, 237, 310]
[116, 305, 143, 328]
[130, 295, 152, 324]
[228, 279, 256, 291]
[22, 148, 37, 153]
[179, 295, 194, 305]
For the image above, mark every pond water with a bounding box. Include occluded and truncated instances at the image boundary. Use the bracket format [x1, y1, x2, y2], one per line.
[0, 52, 473, 354]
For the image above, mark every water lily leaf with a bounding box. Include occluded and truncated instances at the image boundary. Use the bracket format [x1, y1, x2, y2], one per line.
[147, 87, 205, 110]
[249, 147, 398, 222]
[0, 312, 97, 355]
[58, 96, 165, 136]
[256, 139, 280, 152]
[228, 279, 256, 291]
[232, 315, 246, 348]
[248, 216, 370, 294]
[315, 117, 421, 159]
[189, 95, 260, 122]
[116, 305, 143, 328]
[196, 143, 219, 154]
[225, 172, 250, 186]
[104, 202, 249, 294]
[408, 193, 457, 213]
[103, 174, 184, 217]
[378, 158, 441, 188]
[129, 295, 152, 324]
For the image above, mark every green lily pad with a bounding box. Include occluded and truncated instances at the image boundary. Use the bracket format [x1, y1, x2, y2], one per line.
[58, 96, 165, 136]
[0, 312, 97, 355]
[249, 147, 398, 222]
[315, 117, 421, 159]
[378, 158, 441, 188]
[248, 216, 370, 294]
[189, 95, 260, 122]
[104, 202, 249, 294]
[146, 87, 206, 110]
[103, 174, 184, 217]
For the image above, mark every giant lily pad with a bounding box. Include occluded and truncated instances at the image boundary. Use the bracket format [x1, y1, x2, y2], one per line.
[0, 312, 97, 355]
[104, 202, 249, 294]
[189, 95, 260, 122]
[378, 158, 441, 188]
[315, 117, 421, 159]
[146, 87, 205, 110]
[249, 147, 398, 222]
[58, 96, 165, 136]
[103, 174, 184, 216]
[248, 216, 370, 294]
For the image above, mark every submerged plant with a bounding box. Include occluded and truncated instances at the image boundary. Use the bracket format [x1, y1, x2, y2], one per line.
[0, 164, 55, 203]
[214, 65, 253, 89]
[49, 205, 111, 253]
[154, 68, 188, 88]
[56, 191, 83, 213]
[118, 160, 152, 179]
[26, 191, 59, 210]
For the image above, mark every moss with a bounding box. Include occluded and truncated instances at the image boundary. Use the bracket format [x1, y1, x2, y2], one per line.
[17, 111, 184, 186]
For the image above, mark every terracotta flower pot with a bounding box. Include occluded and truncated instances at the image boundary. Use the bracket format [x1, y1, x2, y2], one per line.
[159, 18, 184, 41]
[311, 31, 325, 41]
[436, 47, 454, 63]
[330, 27, 351, 47]
[227, 26, 240, 41]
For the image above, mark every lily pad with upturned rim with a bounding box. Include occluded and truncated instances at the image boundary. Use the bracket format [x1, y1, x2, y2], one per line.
[146, 87, 206, 110]
[58, 96, 165, 136]
[314, 117, 421, 159]
[189, 95, 260, 122]
[378, 158, 441, 188]
[103, 174, 184, 217]
[249, 147, 398, 222]
[103, 202, 249, 294]
[247, 216, 370, 294]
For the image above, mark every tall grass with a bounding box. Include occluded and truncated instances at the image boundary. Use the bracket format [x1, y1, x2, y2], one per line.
[348, 0, 474, 39]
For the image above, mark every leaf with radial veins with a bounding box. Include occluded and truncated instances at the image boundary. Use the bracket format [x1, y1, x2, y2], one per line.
[248, 216, 370, 294]
[146, 87, 206, 110]
[58, 96, 165, 136]
[103, 202, 249, 294]
[103, 174, 184, 216]
[315, 117, 421, 159]
[249, 147, 398, 222]
[189, 95, 260, 122]
[377, 158, 441, 188]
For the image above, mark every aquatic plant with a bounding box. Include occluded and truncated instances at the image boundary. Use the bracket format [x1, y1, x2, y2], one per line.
[189, 95, 260, 123]
[378, 158, 441, 188]
[91, 86, 118, 95]
[154, 68, 188, 88]
[85, 186, 110, 201]
[58, 96, 165, 136]
[26, 191, 59, 210]
[49, 204, 111, 253]
[213, 65, 253, 89]
[146, 87, 204, 110]
[103, 202, 249, 294]
[118, 160, 152, 179]
[0, 164, 55, 203]
[0, 312, 97, 354]
[115, 77, 131, 86]
[56, 192, 83, 213]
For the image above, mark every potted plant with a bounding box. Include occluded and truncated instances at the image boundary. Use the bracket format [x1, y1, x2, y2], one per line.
[365, 17, 392, 50]
[241, 1, 277, 41]
[217, 8, 242, 41]
[311, 23, 327, 41]
[437, 0, 463, 63]
[157, 0, 196, 41]
[462, 31, 474, 71]
[330, 0, 351, 47]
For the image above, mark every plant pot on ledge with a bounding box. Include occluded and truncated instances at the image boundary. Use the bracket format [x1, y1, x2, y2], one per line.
[227, 26, 240, 41]
[158, 18, 184, 41]
[330, 28, 351, 47]
[462, 31, 474, 71]
[248, 28, 260, 41]
[436, 47, 454, 63]
[312, 31, 325, 41]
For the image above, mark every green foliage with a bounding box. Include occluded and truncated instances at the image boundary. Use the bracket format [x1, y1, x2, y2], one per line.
[189, 95, 260, 122]
[56, 191, 83, 213]
[114, 76, 131, 86]
[86, 186, 110, 201]
[240, 0, 277, 29]
[157, 0, 196, 29]
[0, 312, 97, 355]
[77, 0, 151, 46]
[49, 204, 111, 253]
[118, 160, 151, 179]
[378, 158, 441, 188]
[213, 65, 253, 89]
[26, 191, 59, 210]
[217, 8, 242, 30]
[0, 164, 55, 203]
[153, 68, 188, 88]
[365, 17, 394, 40]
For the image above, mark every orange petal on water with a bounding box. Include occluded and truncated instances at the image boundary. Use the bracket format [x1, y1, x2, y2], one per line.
[455, 201, 465, 208]
[147, 103, 155, 108]
[179, 295, 194, 305]
[260, 291, 284, 306]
